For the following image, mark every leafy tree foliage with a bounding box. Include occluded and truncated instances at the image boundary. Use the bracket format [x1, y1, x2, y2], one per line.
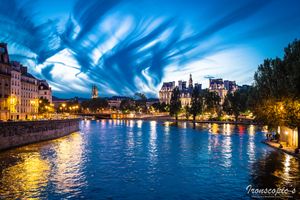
[169, 87, 181, 121]
[152, 102, 169, 112]
[223, 88, 249, 121]
[202, 89, 221, 115]
[81, 98, 109, 112]
[120, 99, 135, 113]
[184, 104, 190, 120]
[134, 93, 147, 113]
[251, 39, 300, 133]
[190, 87, 204, 121]
[38, 97, 50, 114]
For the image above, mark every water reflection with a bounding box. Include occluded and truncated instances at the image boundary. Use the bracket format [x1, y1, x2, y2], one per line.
[0, 152, 50, 199]
[51, 133, 86, 196]
[221, 135, 232, 168]
[209, 123, 219, 134]
[250, 151, 300, 199]
[149, 121, 158, 165]
[0, 132, 86, 199]
[0, 121, 299, 199]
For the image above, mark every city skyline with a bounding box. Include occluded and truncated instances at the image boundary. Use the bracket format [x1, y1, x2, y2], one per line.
[0, 0, 300, 98]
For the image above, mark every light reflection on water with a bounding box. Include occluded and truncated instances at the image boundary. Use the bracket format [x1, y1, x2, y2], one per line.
[0, 120, 299, 199]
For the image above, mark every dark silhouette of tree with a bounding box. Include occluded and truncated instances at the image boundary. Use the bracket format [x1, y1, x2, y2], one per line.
[190, 87, 204, 124]
[250, 39, 300, 147]
[169, 87, 181, 122]
[119, 99, 135, 113]
[38, 97, 50, 114]
[202, 89, 220, 118]
[152, 102, 168, 112]
[81, 98, 109, 112]
[184, 104, 190, 120]
[223, 89, 249, 121]
[134, 93, 147, 113]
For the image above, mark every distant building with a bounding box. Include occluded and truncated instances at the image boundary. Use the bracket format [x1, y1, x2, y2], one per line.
[38, 80, 52, 103]
[209, 78, 239, 103]
[239, 84, 251, 90]
[159, 74, 202, 106]
[209, 78, 227, 103]
[159, 81, 175, 104]
[224, 80, 238, 93]
[92, 85, 98, 99]
[107, 96, 124, 109]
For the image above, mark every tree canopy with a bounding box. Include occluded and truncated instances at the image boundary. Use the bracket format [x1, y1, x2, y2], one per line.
[169, 87, 181, 121]
[251, 39, 300, 130]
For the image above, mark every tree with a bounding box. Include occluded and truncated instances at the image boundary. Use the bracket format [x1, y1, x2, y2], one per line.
[152, 102, 168, 112]
[134, 93, 147, 113]
[81, 98, 109, 112]
[120, 99, 135, 113]
[250, 39, 300, 147]
[202, 89, 220, 117]
[190, 87, 204, 122]
[38, 97, 50, 114]
[223, 89, 249, 121]
[184, 104, 190, 120]
[169, 87, 181, 122]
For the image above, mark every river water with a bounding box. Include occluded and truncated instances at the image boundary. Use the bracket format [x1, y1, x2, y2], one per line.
[0, 120, 299, 199]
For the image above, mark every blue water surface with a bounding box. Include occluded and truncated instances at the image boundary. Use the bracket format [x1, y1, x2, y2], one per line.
[0, 120, 299, 200]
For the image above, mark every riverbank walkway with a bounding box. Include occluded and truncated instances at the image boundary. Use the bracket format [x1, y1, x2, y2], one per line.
[262, 140, 300, 160]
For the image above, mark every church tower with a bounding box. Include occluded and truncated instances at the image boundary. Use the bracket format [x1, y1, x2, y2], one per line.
[92, 85, 98, 99]
[188, 74, 193, 89]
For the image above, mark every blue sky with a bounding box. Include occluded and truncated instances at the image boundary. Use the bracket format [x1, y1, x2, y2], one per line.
[0, 0, 299, 98]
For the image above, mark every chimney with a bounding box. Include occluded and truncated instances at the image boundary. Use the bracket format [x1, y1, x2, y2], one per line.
[0, 43, 10, 64]
[21, 66, 27, 74]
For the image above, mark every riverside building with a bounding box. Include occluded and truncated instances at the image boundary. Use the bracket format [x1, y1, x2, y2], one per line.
[159, 74, 202, 106]
[159, 75, 238, 106]
[209, 78, 238, 103]
[0, 43, 51, 120]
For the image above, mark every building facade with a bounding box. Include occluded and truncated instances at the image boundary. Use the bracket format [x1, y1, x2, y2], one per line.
[0, 43, 11, 120]
[92, 85, 98, 99]
[159, 75, 202, 106]
[38, 80, 52, 103]
[0, 43, 51, 120]
[209, 78, 238, 103]
[159, 81, 175, 104]
[10, 62, 22, 119]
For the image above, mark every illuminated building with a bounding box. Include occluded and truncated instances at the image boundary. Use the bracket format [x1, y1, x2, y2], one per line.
[159, 74, 202, 106]
[209, 78, 228, 103]
[209, 78, 238, 103]
[91, 85, 98, 99]
[159, 81, 175, 104]
[38, 80, 52, 103]
[0, 43, 52, 120]
[10, 61, 22, 119]
[0, 43, 11, 120]
[20, 66, 39, 119]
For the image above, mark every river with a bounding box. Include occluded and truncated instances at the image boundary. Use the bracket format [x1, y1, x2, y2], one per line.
[0, 120, 299, 199]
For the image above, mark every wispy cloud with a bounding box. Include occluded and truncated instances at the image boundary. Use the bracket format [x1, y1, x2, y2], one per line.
[1, 0, 295, 98]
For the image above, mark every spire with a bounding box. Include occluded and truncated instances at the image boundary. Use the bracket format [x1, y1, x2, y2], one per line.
[189, 74, 193, 88]
[92, 85, 98, 99]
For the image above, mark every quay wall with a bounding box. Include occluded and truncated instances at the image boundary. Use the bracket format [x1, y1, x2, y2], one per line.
[0, 119, 80, 151]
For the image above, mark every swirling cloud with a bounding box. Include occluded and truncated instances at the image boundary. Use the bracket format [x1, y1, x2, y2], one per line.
[0, 0, 299, 98]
